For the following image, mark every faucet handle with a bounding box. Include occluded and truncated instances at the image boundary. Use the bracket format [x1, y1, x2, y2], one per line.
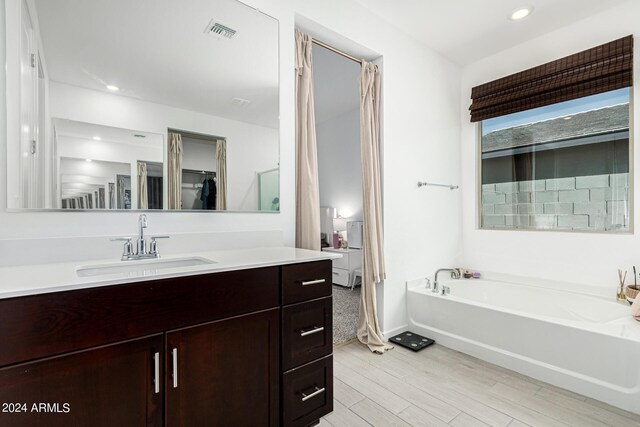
[149, 236, 170, 256]
[111, 237, 134, 259]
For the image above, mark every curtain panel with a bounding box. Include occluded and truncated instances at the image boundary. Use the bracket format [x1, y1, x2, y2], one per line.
[137, 162, 148, 210]
[168, 132, 183, 210]
[357, 61, 392, 354]
[469, 35, 633, 122]
[294, 29, 321, 251]
[216, 139, 227, 211]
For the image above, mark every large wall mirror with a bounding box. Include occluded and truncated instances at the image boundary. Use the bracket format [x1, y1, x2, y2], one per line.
[6, 0, 279, 212]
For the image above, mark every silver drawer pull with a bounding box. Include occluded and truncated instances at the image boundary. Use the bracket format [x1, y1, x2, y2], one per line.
[172, 347, 178, 388]
[301, 387, 325, 402]
[153, 352, 160, 394]
[301, 279, 325, 286]
[332, 272, 339, 275]
[300, 326, 324, 337]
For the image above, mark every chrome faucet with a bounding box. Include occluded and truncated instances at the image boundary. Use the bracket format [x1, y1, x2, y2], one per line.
[432, 268, 460, 293]
[137, 214, 148, 256]
[111, 214, 169, 261]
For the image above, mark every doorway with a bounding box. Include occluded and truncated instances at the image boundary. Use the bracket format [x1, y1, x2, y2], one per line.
[313, 42, 363, 345]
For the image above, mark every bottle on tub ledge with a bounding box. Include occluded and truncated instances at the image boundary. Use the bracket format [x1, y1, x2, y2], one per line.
[461, 269, 481, 279]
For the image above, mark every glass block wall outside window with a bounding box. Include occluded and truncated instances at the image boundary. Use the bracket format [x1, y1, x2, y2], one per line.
[480, 88, 631, 232]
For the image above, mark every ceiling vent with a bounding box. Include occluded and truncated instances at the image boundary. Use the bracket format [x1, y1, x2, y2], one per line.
[204, 20, 237, 40]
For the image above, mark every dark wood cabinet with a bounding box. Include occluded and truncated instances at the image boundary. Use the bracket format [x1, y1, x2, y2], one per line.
[282, 261, 332, 305]
[165, 309, 279, 427]
[0, 260, 334, 426]
[281, 263, 333, 426]
[282, 356, 333, 427]
[282, 298, 332, 371]
[0, 335, 163, 427]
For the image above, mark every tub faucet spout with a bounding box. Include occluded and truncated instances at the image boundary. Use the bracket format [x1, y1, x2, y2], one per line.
[433, 268, 460, 293]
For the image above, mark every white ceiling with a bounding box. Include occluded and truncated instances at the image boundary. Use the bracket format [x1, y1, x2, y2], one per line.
[34, 0, 279, 128]
[352, 0, 632, 65]
[312, 44, 361, 124]
[54, 119, 163, 149]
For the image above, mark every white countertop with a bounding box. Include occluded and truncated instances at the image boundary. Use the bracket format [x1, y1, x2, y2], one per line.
[0, 246, 341, 300]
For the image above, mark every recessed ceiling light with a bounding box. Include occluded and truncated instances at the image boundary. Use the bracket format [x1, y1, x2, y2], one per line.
[85, 158, 93, 162]
[563, 116, 573, 120]
[93, 136, 101, 140]
[510, 7, 532, 20]
[106, 85, 120, 92]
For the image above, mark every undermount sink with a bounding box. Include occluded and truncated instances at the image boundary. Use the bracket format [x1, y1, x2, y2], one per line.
[76, 257, 217, 278]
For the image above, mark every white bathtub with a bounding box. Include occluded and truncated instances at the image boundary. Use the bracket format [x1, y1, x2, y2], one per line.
[406, 275, 640, 414]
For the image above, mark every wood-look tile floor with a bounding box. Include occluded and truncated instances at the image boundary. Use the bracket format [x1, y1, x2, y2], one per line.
[321, 340, 640, 427]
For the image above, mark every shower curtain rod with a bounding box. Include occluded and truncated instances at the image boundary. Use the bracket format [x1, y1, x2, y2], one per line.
[312, 38, 363, 65]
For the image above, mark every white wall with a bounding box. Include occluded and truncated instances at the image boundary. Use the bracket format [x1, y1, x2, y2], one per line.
[1, 0, 462, 335]
[460, 1, 640, 288]
[317, 108, 362, 220]
[182, 138, 217, 173]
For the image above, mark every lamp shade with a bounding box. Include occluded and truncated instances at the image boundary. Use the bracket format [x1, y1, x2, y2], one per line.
[333, 217, 348, 232]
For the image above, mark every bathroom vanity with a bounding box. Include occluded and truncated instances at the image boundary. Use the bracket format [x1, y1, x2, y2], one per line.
[0, 248, 336, 426]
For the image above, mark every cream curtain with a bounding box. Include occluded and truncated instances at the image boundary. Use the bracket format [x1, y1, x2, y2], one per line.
[294, 29, 321, 251]
[357, 61, 392, 354]
[137, 162, 148, 210]
[168, 132, 183, 210]
[216, 139, 228, 210]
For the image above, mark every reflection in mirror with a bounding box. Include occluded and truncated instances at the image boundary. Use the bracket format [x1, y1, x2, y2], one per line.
[258, 168, 280, 211]
[6, 0, 279, 212]
[53, 119, 164, 210]
[167, 130, 222, 211]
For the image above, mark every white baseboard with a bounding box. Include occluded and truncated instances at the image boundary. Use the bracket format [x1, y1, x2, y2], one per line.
[383, 324, 408, 340]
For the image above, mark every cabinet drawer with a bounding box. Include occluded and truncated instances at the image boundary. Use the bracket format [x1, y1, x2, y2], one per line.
[282, 298, 332, 370]
[282, 261, 332, 305]
[282, 355, 333, 427]
[331, 268, 349, 286]
[332, 254, 349, 270]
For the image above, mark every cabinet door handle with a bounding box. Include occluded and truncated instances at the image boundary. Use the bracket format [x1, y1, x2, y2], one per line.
[172, 347, 178, 388]
[301, 279, 325, 286]
[301, 386, 325, 402]
[153, 352, 160, 394]
[300, 326, 325, 337]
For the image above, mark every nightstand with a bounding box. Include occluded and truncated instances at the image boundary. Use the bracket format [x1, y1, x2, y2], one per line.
[321, 247, 362, 289]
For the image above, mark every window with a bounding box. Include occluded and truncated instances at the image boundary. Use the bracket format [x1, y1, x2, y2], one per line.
[470, 36, 633, 232]
[480, 89, 631, 231]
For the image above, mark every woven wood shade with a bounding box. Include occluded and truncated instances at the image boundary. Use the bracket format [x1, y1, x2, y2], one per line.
[469, 35, 633, 122]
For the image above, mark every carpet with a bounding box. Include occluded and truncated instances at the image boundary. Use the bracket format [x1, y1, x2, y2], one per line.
[332, 285, 360, 345]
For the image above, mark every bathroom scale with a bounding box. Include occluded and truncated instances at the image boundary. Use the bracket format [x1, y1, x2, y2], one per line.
[389, 331, 434, 352]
